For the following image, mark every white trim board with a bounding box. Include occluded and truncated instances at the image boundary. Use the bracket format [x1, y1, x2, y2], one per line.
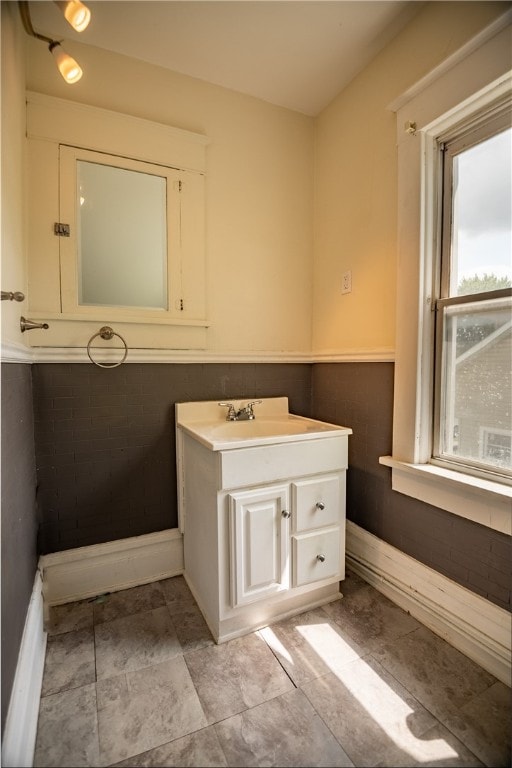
[1, 571, 47, 768]
[26, 91, 209, 174]
[380, 455, 511, 535]
[387, 8, 512, 112]
[39, 528, 184, 606]
[1, 344, 395, 364]
[0, 340, 33, 364]
[345, 521, 511, 687]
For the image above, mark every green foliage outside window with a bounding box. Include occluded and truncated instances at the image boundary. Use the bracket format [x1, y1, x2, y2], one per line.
[457, 273, 512, 296]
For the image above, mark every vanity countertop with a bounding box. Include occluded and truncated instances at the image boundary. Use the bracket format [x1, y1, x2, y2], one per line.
[176, 397, 352, 451]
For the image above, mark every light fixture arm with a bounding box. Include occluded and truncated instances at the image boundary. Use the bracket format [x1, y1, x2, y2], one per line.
[19, 1, 58, 46]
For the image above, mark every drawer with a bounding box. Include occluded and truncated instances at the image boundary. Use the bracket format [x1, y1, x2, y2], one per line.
[292, 527, 341, 587]
[292, 473, 343, 532]
[220, 435, 348, 490]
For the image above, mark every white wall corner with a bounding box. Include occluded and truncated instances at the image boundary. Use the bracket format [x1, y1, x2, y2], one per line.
[345, 520, 511, 687]
[0, 340, 33, 364]
[1, 570, 47, 768]
[39, 528, 184, 606]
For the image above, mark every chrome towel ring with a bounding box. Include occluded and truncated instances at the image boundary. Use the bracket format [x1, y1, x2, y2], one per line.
[87, 326, 128, 368]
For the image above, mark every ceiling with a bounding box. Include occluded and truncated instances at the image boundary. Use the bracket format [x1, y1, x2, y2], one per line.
[28, 0, 422, 116]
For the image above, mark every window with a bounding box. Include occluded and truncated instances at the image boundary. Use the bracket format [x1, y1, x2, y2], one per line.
[382, 23, 512, 533]
[433, 118, 512, 482]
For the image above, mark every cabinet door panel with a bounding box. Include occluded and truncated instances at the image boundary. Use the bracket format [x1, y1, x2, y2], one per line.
[229, 485, 290, 607]
[292, 473, 343, 532]
[292, 527, 340, 587]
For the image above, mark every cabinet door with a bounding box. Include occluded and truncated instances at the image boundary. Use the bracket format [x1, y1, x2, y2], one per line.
[229, 485, 290, 608]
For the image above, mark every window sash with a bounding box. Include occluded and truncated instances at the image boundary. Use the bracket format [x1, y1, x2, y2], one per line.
[438, 109, 511, 300]
[433, 292, 512, 482]
[433, 107, 512, 481]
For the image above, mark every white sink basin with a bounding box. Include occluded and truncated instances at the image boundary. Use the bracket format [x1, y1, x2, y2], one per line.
[210, 418, 316, 439]
[176, 398, 352, 451]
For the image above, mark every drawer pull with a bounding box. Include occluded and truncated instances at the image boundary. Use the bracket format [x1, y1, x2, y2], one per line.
[282, 510, 291, 519]
[316, 554, 326, 563]
[315, 502, 325, 510]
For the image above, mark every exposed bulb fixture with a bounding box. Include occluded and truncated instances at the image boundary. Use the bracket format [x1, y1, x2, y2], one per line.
[18, 1, 89, 85]
[49, 41, 83, 84]
[54, 0, 91, 33]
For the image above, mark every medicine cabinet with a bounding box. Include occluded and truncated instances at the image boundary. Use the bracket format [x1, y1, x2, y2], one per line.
[25, 92, 209, 349]
[59, 145, 203, 321]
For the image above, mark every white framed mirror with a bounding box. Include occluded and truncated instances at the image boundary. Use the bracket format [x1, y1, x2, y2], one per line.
[77, 159, 168, 310]
[58, 145, 207, 323]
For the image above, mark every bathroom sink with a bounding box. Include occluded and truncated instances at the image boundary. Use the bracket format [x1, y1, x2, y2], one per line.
[210, 418, 315, 438]
[176, 397, 351, 451]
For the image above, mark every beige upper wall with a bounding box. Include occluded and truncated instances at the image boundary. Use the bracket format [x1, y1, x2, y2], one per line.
[24, 36, 314, 354]
[312, 1, 510, 356]
[3, 2, 508, 357]
[1, 2, 28, 347]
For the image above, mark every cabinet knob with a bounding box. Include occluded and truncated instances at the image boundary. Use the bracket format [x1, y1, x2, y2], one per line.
[315, 502, 325, 510]
[282, 510, 291, 519]
[316, 554, 326, 562]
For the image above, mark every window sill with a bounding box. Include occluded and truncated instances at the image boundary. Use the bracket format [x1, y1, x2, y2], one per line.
[379, 455, 511, 535]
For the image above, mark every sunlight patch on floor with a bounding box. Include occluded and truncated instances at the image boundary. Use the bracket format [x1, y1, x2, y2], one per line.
[294, 621, 460, 763]
[258, 626, 295, 665]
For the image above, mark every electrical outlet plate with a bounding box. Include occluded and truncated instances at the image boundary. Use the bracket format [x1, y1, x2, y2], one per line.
[342, 270, 352, 294]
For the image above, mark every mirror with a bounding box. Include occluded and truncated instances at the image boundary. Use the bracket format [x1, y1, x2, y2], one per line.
[77, 160, 168, 309]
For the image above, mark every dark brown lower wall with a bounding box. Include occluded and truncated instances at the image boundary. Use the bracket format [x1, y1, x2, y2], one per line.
[311, 362, 511, 612]
[32, 363, 312, 553]
[1, 363, 38, 733]
[31, 360, 511, 613]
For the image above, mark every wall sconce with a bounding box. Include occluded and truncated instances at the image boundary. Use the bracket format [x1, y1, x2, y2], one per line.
[18, 1, 91, 84]
[49, 40, 83, 84]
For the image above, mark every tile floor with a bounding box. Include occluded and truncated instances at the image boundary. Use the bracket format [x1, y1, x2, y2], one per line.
[34, 570, 511, 767]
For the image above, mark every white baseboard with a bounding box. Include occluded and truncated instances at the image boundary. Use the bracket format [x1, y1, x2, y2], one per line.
[345, 521, 511, 687]
[2, 571, 47, 768]
[39, 528, 184, 606]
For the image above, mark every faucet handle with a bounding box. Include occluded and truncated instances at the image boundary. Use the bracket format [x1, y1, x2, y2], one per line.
[218, 402, 237, 420]
[243, 400, 262, 418]
[246, 400, 262, 410]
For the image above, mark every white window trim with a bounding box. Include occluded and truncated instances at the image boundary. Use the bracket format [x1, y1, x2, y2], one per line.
[384, 17, 512, 535]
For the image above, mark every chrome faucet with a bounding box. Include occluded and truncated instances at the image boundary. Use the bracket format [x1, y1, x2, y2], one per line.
[218, 400, 262, 421]
[237, 400, 262, 420]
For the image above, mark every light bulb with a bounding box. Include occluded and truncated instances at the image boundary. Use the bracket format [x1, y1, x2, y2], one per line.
[49, 42, 83, 84]
[55, 1, 91, 33]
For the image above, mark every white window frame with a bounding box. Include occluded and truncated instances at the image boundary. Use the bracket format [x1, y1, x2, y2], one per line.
[380, 18, 512, 536]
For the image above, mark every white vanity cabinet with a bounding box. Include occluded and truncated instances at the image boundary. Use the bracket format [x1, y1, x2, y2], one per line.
[176, 398, 352, 643]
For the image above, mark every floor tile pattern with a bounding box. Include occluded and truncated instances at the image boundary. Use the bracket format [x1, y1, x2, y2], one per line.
[34, 572, 511, 767]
